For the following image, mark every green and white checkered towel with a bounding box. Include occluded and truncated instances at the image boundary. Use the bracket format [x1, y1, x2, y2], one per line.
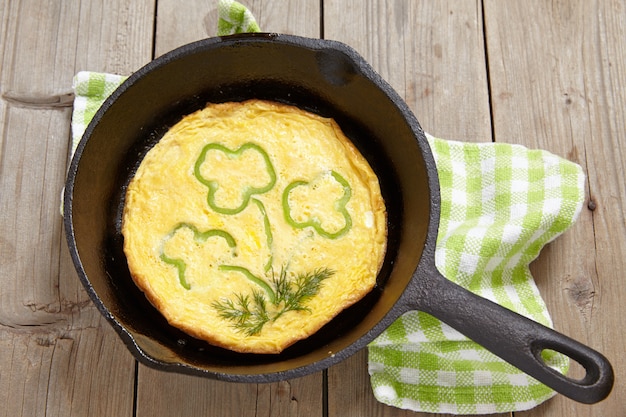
[368, 137, 583, 414]
[68, 1, 585, 414]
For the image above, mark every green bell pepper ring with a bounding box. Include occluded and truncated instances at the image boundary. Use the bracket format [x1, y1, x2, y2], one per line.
[160, 223, 237, 290]
[194, 142, 277, 215]
[282, 170, 353, 239]
[251, 198, 274, 272]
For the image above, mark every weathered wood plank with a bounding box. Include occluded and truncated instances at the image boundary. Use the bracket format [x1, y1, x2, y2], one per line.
[484, 0, 625, 415]
[3, 0, 621, 416]
[154, 0, 321, 57]
[134, 2, 323, 417]
[0, 1, 154, 416]
[137, 367, 321, 417]
[324, 1, 499, 416]
[324, 0, 492, 141]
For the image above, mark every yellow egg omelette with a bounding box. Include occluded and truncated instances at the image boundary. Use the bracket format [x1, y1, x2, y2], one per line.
[122, 99, 387, 354]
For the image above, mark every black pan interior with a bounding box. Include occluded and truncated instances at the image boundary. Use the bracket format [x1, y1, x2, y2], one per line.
[66, 34, 437, 380]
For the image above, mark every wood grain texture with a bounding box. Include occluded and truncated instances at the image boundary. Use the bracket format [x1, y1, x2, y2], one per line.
[154, 0, 321, 57]
[324, 0, 492, 142]
[1, 0, 622, 416]
[133, 2, 323, 417]
[324, 1, 503, 416]
[0, 1, 154, 416]
[484, 1, 625, 416]
[137, 366, 322, 417]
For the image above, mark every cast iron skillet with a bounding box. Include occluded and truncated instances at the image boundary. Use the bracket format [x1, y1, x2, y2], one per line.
[64, 34, 613, 404]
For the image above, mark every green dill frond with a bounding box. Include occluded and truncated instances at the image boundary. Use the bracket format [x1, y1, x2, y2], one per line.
[271, 266, 291, 304]
[294, 268, 334, 302]
[212, 291, 270, 336]
[213, 265, 335, 336]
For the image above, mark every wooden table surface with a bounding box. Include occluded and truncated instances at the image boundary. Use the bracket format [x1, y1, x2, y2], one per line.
[1, 1, 624, 416]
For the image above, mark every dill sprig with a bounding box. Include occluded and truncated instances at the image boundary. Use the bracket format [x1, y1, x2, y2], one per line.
[273, 267, 334, 318]
[212, 290, 270, 336]
[212, 267, 334, 336]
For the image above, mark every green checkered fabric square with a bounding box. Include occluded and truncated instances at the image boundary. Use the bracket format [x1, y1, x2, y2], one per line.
[217, 0, 260, 34]
[70, 72, 127, 155]
[368, 135, 584, 414]
[68, 1, 585, 414]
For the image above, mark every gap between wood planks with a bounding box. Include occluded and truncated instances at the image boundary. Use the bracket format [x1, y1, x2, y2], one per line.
[320, 2, 329, 416]
[479, 0, 495, 143]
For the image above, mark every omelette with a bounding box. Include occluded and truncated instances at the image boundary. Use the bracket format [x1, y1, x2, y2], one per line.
[122, 99, 387, 354]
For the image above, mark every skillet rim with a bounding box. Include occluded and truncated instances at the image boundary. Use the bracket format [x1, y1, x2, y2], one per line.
[63, 32, 441, 382]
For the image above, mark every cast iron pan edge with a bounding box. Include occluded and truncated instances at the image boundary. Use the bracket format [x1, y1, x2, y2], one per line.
[63, 33, 440, 383]
[64, 33, 613, 403]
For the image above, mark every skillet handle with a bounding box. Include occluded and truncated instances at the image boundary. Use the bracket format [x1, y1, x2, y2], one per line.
[411, 269, 614, 404]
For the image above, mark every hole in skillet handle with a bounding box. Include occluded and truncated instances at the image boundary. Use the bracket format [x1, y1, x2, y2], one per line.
[530, 337, 614, 402]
